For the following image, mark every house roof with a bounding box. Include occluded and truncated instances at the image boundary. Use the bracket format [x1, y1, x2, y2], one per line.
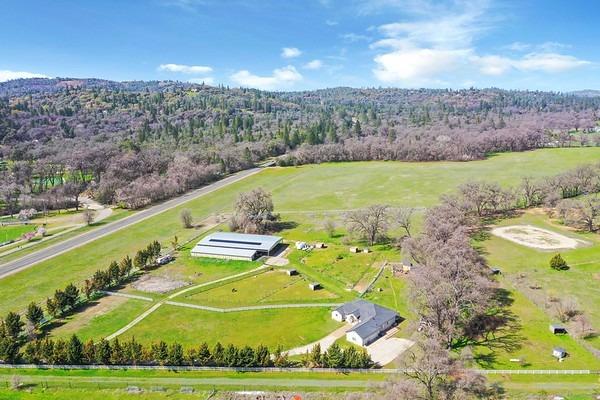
[336, 300, 398, 340]
[553, 347, 566, 353]
[196, 232, 282, 252]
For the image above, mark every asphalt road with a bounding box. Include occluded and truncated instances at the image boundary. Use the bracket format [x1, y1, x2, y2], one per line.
[0, 167, 263, 279]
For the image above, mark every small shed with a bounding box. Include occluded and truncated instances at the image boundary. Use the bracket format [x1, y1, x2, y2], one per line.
[296, 241, 309, 250]
[552, 347, 567, 359]
[401, 258, 414, 273]
[362, 248, 371, 254]
[286, 268, 298, 276]
[549, 323, 568, 334]
[309, 282, 321, 291]
[350, 247, 360, 253]
[490, 267, 501, 275]
[314, 242, 326, 249]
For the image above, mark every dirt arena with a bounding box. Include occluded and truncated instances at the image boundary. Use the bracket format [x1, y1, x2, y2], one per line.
[491, 225, 587, 250]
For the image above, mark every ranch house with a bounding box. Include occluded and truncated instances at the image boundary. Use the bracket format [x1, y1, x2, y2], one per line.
[332, 300, 399, 347]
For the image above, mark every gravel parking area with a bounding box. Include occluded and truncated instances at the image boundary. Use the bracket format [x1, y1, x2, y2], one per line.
[366, 337, 414, 366]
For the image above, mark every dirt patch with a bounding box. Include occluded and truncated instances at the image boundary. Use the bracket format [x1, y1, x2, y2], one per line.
[491, 225, 587, 250]
[265, 256, 289, 266]
[132, 275, 189, 293]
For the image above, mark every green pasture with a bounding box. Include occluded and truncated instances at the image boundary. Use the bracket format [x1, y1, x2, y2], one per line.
[120, 305, 342, 349]
[182, 270, 339, 307]
[483, 211, 600, 352]
[0, 224, 35, 243]
[2, 148, 600, 315]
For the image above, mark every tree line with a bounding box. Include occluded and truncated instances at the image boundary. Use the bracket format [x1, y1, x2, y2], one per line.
[2, 80, 599, 216]
[0, 240, 161, 363]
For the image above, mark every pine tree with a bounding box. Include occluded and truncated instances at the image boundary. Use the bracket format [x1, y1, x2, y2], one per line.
[25, 302, 44, 329]
[253, 345, 270, 367]
[223, 344, 238, 367]
[108, 261, 120, 285]
[197, 342, 212, 366]
[325, 343, 343, 368]
[111, 338, 125, 365]
[83, 339, 96, 364]
[153, 341, 169, 365]
[64, 283, 80, 310]
[168, 343, 184, 365]
[212, 342, 224, 366]
[3, 312, 23, 341]
[95, 339, 112, 364]
[550, 253, 569, 270]
[309, 343, 322, 368]
[67, 335, 83, 364]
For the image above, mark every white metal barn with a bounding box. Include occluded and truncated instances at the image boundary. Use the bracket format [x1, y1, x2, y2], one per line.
[191, 232, 282, 261]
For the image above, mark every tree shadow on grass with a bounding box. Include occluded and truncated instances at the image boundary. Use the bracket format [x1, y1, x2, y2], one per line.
[270, 220, 298, 232]
[453, 289, 525, 369]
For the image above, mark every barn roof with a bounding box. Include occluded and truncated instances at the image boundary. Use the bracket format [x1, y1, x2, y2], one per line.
[196, 232, 282, 252]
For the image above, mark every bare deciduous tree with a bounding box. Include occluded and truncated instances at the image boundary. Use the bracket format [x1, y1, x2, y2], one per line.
[380, 338, 499, 400]
[229, 188, 278, 234]
[82, 209, 95, 225]
[323, 219, 336, 238]
[345, 204, 389, 245]
[180, 209, 193, 228]
[396, 207, 415, 238]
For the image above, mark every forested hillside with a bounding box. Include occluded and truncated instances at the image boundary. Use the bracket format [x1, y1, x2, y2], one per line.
[1, 78, 599, 214]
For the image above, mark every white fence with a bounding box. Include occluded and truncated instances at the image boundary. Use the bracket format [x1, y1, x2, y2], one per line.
[0, 364, 596, 375]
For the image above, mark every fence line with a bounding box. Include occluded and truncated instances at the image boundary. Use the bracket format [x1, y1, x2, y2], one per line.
[0, 364, 596, 375]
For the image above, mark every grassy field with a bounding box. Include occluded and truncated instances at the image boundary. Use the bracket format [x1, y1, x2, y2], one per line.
[287, 244, 402, 298]
[119, 251, 263, 299]
[120, 305, 342, 349]
[183, 270, 340, 306]
[2, 148, 600, 315]
[483, 211, 600, 352]
[0, 368, 598, 398]
[0, 224, 35, 242]
[50, 296, 151, 341]
[2, 147, 600, 375]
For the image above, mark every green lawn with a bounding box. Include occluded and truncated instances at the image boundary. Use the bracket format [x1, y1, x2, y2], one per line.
[0, 224, 35, 242]
[182, 270, 339, 307]
[121, 251, 262, 297]
[288, 244, 400, 294]
[470, 282, 600, 370]
[483, 211, 600, 352]
[50, 296, 151, 341]
[2, 148, 600, 316]
[121, 304, 342, 349]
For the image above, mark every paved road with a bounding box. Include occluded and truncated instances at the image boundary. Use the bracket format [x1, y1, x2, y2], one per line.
[0, 373, 372, 388]
[0, 168, 263, 279]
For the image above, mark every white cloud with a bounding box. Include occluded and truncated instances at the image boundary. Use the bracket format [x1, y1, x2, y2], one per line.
[474, 55, 514, 76]
[325, 19, 338, 26]
[281, 47, 302, 59]
[516, 52, 591, 73]
[158, 63, 213, 74]
[188, 77, 215, 85]
[475, 52, 590, 75]
[341, 33, 371, 42]
[230, 65, 302, 90]
[374, 48, 472, 83]
[370, 0, 591, 85]
[304, 59, 323, 70]
[0, 70, 49, 82]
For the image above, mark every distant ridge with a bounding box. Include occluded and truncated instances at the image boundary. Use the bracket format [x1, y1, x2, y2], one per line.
[571, 90, 600, 97]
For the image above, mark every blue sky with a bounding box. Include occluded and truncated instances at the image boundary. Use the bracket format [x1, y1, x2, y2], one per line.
[1, 0, 599, 91]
